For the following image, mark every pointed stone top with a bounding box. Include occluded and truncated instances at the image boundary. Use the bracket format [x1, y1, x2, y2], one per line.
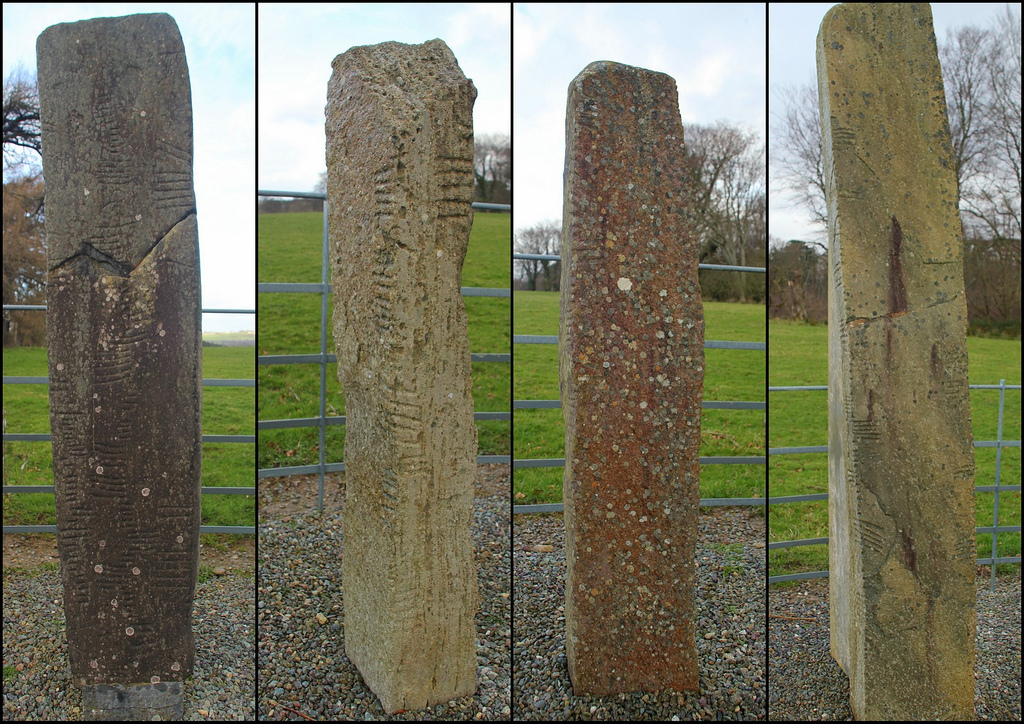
[330, 38, 476, 105]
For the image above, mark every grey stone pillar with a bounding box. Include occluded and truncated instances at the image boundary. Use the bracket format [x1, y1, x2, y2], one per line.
[560, 61, 703, 696]
[817, 4, 976, 719]
[37, 13, 201, 720]
[326, 39, 478, 713]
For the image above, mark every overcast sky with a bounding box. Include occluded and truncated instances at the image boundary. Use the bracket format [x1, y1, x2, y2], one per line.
[768, 2, 1020, 247]
[258, 3, 510, 195]
[2, 2, 255, 333]
[514, 3, 766, 234]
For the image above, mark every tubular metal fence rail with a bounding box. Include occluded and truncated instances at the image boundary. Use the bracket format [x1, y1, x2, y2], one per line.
[257, 191, 511, 511]
[512, 256, 767, 515]
[2, 304, 256, 535]
[768, 380, 1022, 589]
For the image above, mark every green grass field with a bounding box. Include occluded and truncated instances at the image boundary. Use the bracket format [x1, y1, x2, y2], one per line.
[257, 210, 511, 473]
[513, 293, 766, 508]
[768, 318, 1022, 582]
[2, 346, 255, 529]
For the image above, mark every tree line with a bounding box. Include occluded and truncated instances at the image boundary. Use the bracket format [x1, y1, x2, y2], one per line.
[515, 120, 766, 306]
[771, 5, 1020, 336]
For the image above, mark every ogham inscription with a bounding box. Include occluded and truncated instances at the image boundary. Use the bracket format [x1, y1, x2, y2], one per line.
[818, 4, 975, 720]
[326, 39, 478, 714]
[38, 13, 201, 716]
[560, 61, 703, 696]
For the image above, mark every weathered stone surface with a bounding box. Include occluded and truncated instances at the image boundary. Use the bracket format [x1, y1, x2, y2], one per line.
[560, 61, 703, 696]
[37, 12, 201, 707]
[326, 39, 478, 713]
[817, 4, 976, 720]
[82, 682, 184, 721]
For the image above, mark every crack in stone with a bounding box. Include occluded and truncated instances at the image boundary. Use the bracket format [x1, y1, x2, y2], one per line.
[50, 209, 197, 277]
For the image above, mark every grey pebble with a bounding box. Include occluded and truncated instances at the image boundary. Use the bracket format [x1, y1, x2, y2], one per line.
[2, 567, 256, 720]
[513, 507, 766, 720]
[258, 494, 511, 720]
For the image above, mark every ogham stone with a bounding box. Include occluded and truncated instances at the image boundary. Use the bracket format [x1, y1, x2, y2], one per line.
[326, 39, 478, 714]
[560, 61, 703, 696]
[37, 13, 201, 719]
[817, 4, 975, 720]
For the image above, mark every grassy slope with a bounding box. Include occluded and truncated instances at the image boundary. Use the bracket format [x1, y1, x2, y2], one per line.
[3, 346, 254, 528]
[257, 210, 511, 471]
[768, 318, 1021, 580]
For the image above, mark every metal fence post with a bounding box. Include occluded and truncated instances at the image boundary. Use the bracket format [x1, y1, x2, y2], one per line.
[319, 200, 329, 513]
[991, 378, 1006, 592]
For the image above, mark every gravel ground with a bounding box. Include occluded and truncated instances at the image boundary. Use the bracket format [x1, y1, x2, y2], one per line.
[513, 506, 766, 721]
[258, 493, 512, 721]
[768, 572, 1022, 721]
[2, 566, 256, 720]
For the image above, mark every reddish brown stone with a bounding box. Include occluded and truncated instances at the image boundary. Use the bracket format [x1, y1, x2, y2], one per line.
[559, 61, 703, 696]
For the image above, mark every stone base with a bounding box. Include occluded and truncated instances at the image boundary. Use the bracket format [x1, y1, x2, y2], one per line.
[82, 683, 183, 721]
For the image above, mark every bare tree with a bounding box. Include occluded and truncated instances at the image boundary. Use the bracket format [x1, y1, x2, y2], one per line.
[474, 133, 510, 204]
[3, 67, 42, 175]
[686, 121, 766, 302]
[773, 7, 1020, 245]
[769, 82, 827, 236]
[965, 4, 1021, 242]
[771, 6, 1021, 328]
[514, 219, 560, 291]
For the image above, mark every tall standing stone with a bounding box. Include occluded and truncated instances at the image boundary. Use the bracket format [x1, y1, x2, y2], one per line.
[38, 13, 201, 720]
[560, 61, 703, 696]
[817, 4, 976, 719]
[326, 39, 478, 713]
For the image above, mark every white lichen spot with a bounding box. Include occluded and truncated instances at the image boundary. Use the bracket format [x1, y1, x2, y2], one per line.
[617, 277, 632, 291]
[436, 249, 443, 257]
[171, 662, 181, 672]
[151, 676, 160, 684]
[94, 565, 103, 573]
[57, 363, 65, 371]
[140, 110, 147, 117]
[640, 401, 648, 409]
[95, 406, 102, 413]
[84, 188, 90, 196]
[135, 214, 142, 221]
[111, 599, 118, 608]
[141, 488, 150, 497]
[655, 330, 665, 339]
[176, 535, 184, 544]
[96, 466, 104, 475]
[98, 540, 106, 548]
[90, 660, 99, 669]
[660, 289, 667, 297]
[125, 627, 134, 636]
[132, 567, 141, 576]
